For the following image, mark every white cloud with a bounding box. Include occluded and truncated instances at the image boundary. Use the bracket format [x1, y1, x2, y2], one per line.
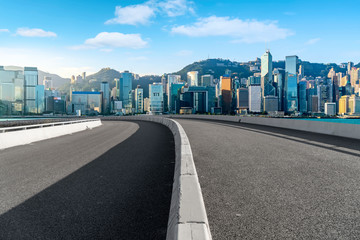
[159, 0, 195, 17]
[171, 16, 294, 43]
[105, 4, 155, 25]
[71, 32, 148, 50]
[0, 29, 9, 33]
[105, 0, 195, 25]
[305, 38, 321, 45]
[176, 50, 193, 56]
[16, 28, 57, 37]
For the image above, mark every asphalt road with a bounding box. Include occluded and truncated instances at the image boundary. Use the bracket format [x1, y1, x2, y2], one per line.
[176, 119, 360, 240]
[0, 121, 175, 239]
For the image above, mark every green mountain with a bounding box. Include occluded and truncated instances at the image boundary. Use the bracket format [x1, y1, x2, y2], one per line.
[173, 58, 252, 80]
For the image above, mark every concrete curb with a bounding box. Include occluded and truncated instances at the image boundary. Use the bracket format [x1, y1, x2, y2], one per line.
[0, 119, 102, 150]
[167, 115, 360, 140]
[102, 116, 212, 240]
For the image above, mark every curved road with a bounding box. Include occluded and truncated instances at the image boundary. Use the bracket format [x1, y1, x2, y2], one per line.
[176, 119, 360, 239]
[0, 121, 175, 239]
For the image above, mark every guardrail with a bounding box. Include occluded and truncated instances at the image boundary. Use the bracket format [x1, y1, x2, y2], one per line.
[0, 119, 100, 133]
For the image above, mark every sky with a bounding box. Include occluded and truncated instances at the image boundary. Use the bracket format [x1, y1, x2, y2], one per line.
[0, 0, 359, 78]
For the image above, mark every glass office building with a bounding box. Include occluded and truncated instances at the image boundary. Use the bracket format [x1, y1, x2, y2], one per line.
[149, 83, 163, 114]
[0, 66, 24, 115]
[72, 91, 102, 115]
[101, 81, 110, 114]
[285, 56, 299, 113]
[120, 71, 133, 112]
[24, 67, 39, 114]
[299, 80, 307, 113]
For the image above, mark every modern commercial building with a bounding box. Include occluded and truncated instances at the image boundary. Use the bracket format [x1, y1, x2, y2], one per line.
[43, 76, 52, 89]
[338, 95, 349, 115]
[249, 85, 261, 112]
[220, 75, 232, 114]
[143, 97, 150, 112]
[201, 74, 214, 87]
[187, 71, 199, 86]
[0, 66, 25, 115]
[236, 88, 249, 110]
[167, 75, 181, 111]
[24, 67, 40, 114]
[299, 80, 307, 113]
[120, 71, 133, 113]
[348, 95, 360, 114]
[101, 81, 110, 114]
[135, 86, 144, 113]
[149, 83, 163, 114]
[261, 50, 275, 110]
[273, 69, 284, 111]
[169, 82, 185, 113]
[324, 103, 336, 116]
[71, 91, 102, 115]
[285, 55, 299, 113]
[179, 86, 216, 114]
[264, 96, 279, 112]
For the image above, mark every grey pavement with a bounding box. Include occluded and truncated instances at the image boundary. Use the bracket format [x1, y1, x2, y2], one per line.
[176, 119, 360, 240]
[0, 121, 175, 239]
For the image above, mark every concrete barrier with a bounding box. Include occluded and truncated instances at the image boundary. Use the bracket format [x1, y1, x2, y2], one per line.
[103, 116, 212, 240]
[0, 119, 102, 150]
[167, 115, 360, 140]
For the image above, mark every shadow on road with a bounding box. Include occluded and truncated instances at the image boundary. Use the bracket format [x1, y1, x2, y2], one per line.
[0, 121, 175, 240]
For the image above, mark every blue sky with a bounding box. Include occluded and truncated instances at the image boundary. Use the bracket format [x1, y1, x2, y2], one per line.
[0, 0, 359, 78]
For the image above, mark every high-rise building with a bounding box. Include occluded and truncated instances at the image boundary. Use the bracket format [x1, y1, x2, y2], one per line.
[114, 78, 120, 99]
[285, 55, 298, 113]
[143, 97, 150, 112]
[101, 81, 110, 114]
[169, 82, 185, 113]
[24, 67, 39, 114]
[201, 74, 214, 87]
[0, 66, 24, 115]
[261, 50, 274, 108]
[299, 80, 307, 113]
[263, 96, 279, 112]
[220, 75, 232, 114]
[187, 71, 199, 86]
[338, 95, 350, 115]
[71, 75, 75, 84]
[43, 76, 52, 89]
[236, 88, 249, 110]
[179, 86, 215, 113]
[273, 68, 284, 111]
[135, 86, 144, 113]
[324, 103, 336, 116]
[149, 83, 163, 114]
[167, 75, 181, 111]
[82, 72, 86, 81]
[71, 91, 102, 115]
[249, 85, 261, 112]
[347, 62, 354, 75]
[348, 95, 360, 114]
[120, 71, 133, 113]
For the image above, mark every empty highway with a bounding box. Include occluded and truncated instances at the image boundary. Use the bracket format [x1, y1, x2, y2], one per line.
[0, 121, 175, 239]
[175, 118, 360, 239]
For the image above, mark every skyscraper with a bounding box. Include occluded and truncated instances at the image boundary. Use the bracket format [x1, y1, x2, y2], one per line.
[167, 75, 181, 111]
[120, 71, 133, 113]
[220, 75, 232, 114]
[101, 81, 110, 114]
[24, 67, 39, 114]
[135, 85, 144, 113]
[261, 50, 275, 111]
[285, 55, 298, 113]
[299, 80, 307, 113]
[0, 66, 24, 115]
[149, 83, 163, 114]
[249, 85, 261, 112]
[187, 71, 199, 86]
[201, 74, 214, 87]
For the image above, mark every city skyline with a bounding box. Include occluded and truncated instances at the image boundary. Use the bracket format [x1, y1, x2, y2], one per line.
[1, 0, 360, 78]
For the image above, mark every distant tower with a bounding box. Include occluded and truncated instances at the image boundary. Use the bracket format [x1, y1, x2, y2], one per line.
[43, 76, 52, 89]
[260, 50, 274, 111]
[71, 75, 75, 84]
[285, 55, 299, 113]
[82, 72, 86, 80]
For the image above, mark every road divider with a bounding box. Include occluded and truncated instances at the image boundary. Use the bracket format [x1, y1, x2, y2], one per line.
[0, 119, 102, 150]
[103, 116, 212, 240]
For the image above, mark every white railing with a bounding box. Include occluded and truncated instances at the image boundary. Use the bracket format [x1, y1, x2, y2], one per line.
[0, 119, 100, 133]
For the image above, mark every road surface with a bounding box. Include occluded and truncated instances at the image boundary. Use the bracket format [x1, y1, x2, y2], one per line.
[0, 121, 175, 240]
[176, 119, 360, 239]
